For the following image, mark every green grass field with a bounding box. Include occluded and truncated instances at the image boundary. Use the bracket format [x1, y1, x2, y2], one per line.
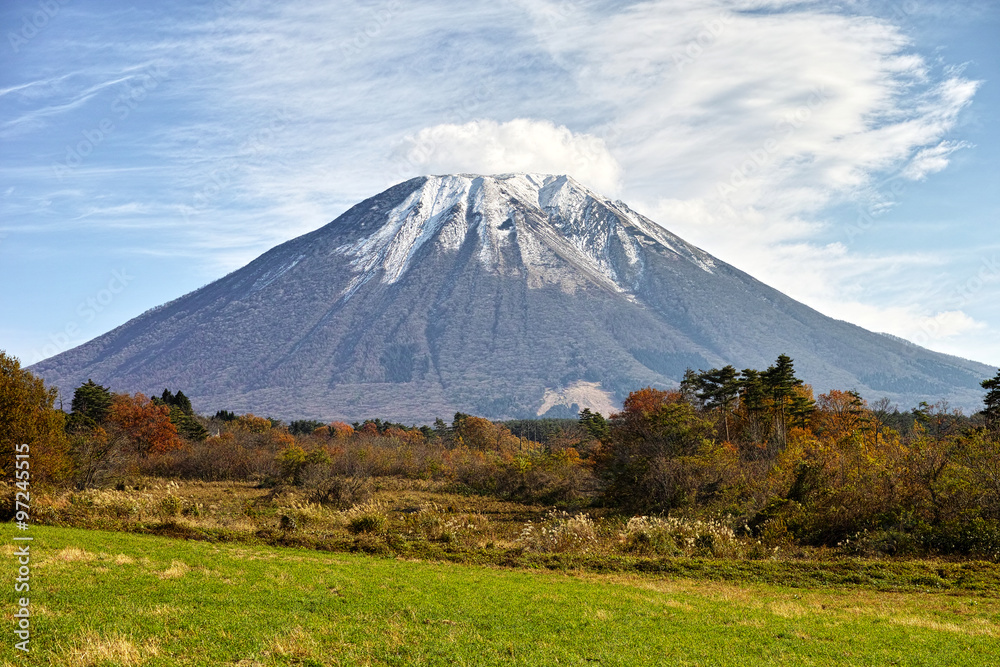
[2, 525, 999, 666]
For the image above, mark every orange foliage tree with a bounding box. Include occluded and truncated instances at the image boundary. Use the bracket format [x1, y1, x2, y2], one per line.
[459, 416, 523, 453]
[228, 413, 273, 434]
[107, 393, 183, 456]
[329, 421, 355, 439]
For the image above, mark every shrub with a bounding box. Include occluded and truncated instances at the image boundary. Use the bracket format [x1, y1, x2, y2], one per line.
[280, 513, 298, 531]
[304, 473, 372, 509]
[518, 511, 598, 553]
[158, 494, 183, 518]
[619, 515, 744, 558]
[348, 513, 388, 534]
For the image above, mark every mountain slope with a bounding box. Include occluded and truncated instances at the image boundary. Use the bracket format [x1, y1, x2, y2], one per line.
[30, 174, 994, 421]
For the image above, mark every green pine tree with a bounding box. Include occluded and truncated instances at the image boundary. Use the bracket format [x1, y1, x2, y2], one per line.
[68, 379, 113, 430]
[983, 369, 1000, 435]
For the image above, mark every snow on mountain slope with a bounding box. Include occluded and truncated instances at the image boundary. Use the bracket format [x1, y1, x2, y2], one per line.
[28, 173, 996, 422]
[334, 173, 710, 304]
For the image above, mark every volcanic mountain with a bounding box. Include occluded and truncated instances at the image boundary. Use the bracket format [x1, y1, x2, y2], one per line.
[30, 174, 994, 421]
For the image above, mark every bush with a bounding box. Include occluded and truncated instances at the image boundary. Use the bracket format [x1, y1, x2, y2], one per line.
[348, 513, 388, 534]
[157, 494, 183, 518]
[619, 515, 744, 557]
[518, 511, 598, 553]
[304, 473, 372, 509]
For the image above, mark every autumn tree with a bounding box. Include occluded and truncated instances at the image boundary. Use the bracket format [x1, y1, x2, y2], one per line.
[866, 397, 896, 449]
[106, 393, 183, 456]
[69, 425, 132, 489]
[599, 387, 722, 511]
[227, 413, 273, 434]
[813, 390, 867, 443]
[0, 351, 72, 484]
[460, 416, 523, 453]
[328, 421, 355, 439]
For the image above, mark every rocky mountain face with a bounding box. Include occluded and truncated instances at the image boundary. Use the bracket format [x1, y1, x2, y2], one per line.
[30, 174, 994, 422]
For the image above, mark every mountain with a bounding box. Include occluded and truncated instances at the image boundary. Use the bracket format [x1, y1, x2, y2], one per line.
[29, 173, 994, 422]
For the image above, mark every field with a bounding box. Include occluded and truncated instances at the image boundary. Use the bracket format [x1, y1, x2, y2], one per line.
[4, 478, 1000, 665]
[2, 524, 1000, 666]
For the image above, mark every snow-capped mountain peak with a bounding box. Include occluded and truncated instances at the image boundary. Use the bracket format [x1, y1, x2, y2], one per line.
[333, 173, 713, 303]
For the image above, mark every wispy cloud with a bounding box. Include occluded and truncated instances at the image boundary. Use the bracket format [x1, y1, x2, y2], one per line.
[1, 0, 994, 365]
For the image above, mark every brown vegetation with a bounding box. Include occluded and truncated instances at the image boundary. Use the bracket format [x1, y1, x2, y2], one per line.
[3, 349, 1000, 561]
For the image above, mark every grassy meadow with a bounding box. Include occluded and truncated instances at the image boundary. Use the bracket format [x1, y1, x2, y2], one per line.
[2, 524, 1000, 666]
[5, 472, 1000, 667]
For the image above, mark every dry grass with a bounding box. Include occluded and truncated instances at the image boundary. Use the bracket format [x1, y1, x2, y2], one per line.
[269, 626, 320, 661]
[64, 630, 159, 667]
[41, 547, 97, 567]
[158, 560, 190, 579]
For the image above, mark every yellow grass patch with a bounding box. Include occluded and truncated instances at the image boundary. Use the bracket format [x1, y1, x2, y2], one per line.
[65, 630, 159, 667]
[270, 626, 320, 660]
[113, 554, 136, 565]
[159, 560, 190, 579]
[888, 615, 997, 637]
[660, 598, 695, 611]
[769, 601, 809, 618]
[48, 547, 96, 564]
[147, 604, 181, 617]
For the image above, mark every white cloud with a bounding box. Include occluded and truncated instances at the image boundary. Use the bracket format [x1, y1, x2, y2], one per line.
[507, 0, 986, 357]
[4, 0, 995, 365]
[902, 140, 972, 180]
[393, 119, 623, 195]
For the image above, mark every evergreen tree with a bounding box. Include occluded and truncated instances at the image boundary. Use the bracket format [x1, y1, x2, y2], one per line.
[789, 387, 817, 429]
[762, 354, 804, 445]
[738, 368, 768, 443]
[692, 365, 740, 441]
[69, 379, 113, 429]
[578, 408, 610, 441]
[983, 370, 1000, 435]
[289, 420, 325, 436]
[679, 368, 701, 406]
[153, 388, 207, 440]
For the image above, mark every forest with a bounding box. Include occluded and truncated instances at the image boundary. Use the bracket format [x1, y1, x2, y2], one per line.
[3, 349, 1000, 560]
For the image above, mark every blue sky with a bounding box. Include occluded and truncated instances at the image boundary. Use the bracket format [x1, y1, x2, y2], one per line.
[2, 0, 998, 371]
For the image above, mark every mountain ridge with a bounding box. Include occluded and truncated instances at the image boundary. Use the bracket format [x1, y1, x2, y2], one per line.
[29, 173, 995, 421]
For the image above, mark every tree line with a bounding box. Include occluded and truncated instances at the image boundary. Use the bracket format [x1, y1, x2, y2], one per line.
[2, 349, 999, 557]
